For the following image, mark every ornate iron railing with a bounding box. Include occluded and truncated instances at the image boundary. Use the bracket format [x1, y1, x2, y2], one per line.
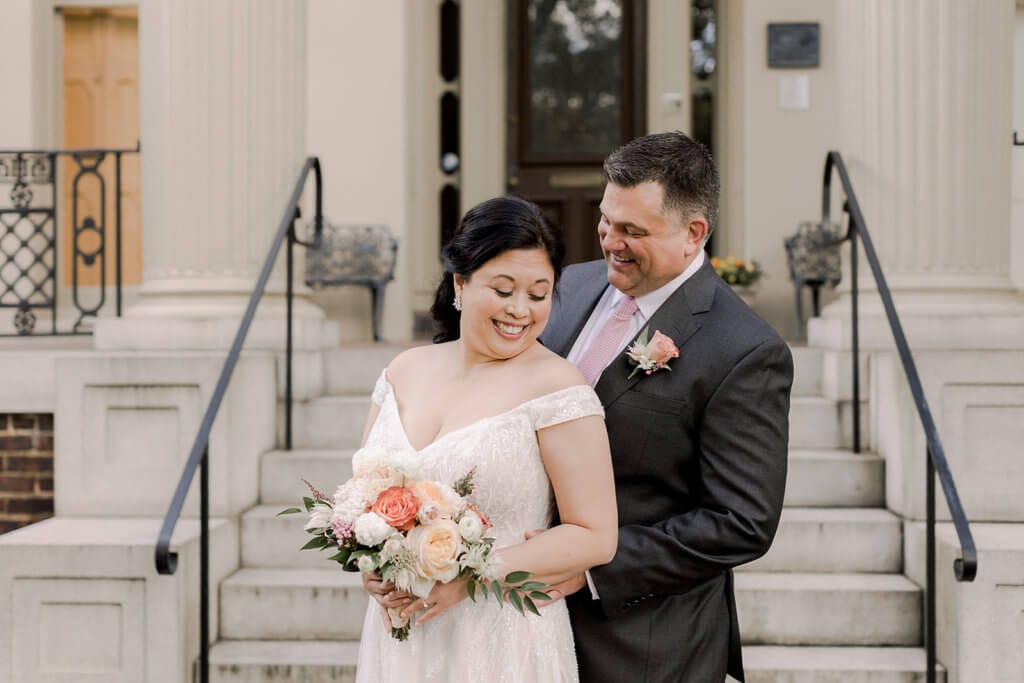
[822, 151, 976, 683]
[154, 157, 323, 683]
[0, 144, 139, 335]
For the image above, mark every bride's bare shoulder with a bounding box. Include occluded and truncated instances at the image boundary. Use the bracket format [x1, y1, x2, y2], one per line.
[385, 343, 457, 388]
[524, 344, 588, 394]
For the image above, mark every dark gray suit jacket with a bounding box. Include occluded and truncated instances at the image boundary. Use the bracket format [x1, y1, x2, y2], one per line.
[541, 258, 793, 683]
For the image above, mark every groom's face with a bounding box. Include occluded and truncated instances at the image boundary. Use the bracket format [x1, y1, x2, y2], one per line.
[598, 181, 706, 297]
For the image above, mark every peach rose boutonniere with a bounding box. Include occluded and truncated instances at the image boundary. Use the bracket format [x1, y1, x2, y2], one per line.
[625, 327, 680, 379]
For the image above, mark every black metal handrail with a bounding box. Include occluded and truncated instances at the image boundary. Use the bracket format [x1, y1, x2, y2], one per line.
[822, 151, 976, 683]
[154, 156, 322, 683]
[0, 143, 140, 335]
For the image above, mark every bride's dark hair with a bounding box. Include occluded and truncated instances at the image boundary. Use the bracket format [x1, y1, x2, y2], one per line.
[431, 196, 564, 344]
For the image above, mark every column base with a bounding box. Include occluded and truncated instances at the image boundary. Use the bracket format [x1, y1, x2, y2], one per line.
[94, 292, 337, 352]
[0, 517, 238, 683]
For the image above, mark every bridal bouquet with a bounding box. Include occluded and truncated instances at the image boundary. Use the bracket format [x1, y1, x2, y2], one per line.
[279, 446, 550, 640]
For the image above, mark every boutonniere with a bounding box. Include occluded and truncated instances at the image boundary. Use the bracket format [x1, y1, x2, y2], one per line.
[625, 327, 680, 379]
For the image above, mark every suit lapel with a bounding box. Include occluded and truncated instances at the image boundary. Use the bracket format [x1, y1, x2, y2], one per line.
[544, 262, 609, 358]
[595, 259, 719, 407]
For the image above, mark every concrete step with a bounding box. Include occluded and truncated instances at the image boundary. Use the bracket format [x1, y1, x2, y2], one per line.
[789, 345, 823, 397]
[209, 641, 944, 683]
[741, 508, 902, 573]
[241, 505, 346, 569]
[261, 449, 355, 505]
[324, 344, 406, 395]
[743, 646, 944, 683]
[790, 396, 841, 449]
[786, 449, 885, 507]
[294, 395, 370, 449]
[210, 640, 358, 683]
[736, 572, 921, 646]
[220, 569, 367, 641]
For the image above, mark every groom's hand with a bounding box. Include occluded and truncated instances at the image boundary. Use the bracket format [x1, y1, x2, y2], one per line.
[543, 573, 587, 603]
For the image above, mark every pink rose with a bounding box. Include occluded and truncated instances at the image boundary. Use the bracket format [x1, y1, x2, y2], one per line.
[372, 486, 420, 532]
[648, 331, 679, 367]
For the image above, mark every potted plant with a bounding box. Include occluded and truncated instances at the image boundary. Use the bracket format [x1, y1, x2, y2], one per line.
[711, 256, 763, 306]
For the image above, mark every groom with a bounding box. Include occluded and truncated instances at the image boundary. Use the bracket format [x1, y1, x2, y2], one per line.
[539, 131, 793, 682]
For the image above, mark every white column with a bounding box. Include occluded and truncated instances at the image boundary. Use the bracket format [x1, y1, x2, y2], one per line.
[812, 0, 1024, 351]
[96, 0, 326, 350]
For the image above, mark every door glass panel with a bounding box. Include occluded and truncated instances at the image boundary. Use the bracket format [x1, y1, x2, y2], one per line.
[527, 0, 622, 157]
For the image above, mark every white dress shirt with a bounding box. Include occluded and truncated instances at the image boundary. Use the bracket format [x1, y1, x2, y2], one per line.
[568, 250, 706, 379]
[569, 250, 705, 600]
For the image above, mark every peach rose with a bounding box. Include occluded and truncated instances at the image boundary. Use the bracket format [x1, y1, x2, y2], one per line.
[648, 331, 680, 367]
[407, 519, 462, 584]
[372, 486, 420, 532]
[411, 480, 455, 517]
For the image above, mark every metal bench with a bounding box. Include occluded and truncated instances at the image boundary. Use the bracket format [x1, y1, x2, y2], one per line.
[784, 220, 842, 340]
[304, 223, 397, 342]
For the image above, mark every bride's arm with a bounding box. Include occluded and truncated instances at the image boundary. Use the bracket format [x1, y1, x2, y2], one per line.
[494, 414, 618, 585]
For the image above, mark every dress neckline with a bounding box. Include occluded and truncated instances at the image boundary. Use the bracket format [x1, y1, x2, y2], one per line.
[379, 371, 588, 453]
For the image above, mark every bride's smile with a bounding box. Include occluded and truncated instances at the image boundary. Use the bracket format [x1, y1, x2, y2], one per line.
[454, 247, 554, 362]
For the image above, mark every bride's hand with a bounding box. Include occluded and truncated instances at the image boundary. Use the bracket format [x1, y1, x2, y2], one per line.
[401, 576, 469, 626]
[362, 571, 415, 610]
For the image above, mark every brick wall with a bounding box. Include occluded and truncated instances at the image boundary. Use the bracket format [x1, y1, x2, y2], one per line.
[0, 414, 54, 534]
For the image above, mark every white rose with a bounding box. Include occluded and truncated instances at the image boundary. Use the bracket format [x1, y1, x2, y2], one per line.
[457, 510, 484, 543]
[385, 448, 421, 479]
[356, 554, 377, 574]
[351, 446, 389, 477]
[354, 512, 395, 546]
[304, 502, 333, 532]
[417, 502, 443, 525]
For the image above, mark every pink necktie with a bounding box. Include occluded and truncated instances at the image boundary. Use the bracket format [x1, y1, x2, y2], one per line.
[577, 296, 639, 385]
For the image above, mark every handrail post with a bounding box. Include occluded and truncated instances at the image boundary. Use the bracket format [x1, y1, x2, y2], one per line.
[199, 443, 209, 683]
[926, 447, 936, 683]
[286, 218, 295, 451]
[115, 151, 123, 317]
[849, 206, 861, 454]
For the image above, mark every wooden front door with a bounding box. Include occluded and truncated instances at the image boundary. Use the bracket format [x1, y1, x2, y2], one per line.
[61, 6, 141, 287]
[507, 0, 646, 266]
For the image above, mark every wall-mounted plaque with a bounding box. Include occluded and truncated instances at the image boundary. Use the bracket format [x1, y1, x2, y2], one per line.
[767, 22, 820, 68]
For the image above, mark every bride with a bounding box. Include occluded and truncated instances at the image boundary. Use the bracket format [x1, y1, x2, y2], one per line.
[355, 196, 617, 682]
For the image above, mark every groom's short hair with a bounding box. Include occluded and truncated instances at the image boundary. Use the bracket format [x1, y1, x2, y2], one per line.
[603, 131, 720, 234]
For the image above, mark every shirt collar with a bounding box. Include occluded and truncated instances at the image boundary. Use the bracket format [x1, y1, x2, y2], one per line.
[608, 250, 706, 321]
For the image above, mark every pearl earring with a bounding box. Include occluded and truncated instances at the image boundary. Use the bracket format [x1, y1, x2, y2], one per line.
[453, 293, 462, 312]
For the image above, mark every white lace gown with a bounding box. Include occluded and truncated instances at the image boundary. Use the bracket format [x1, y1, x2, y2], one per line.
[355, 371, 604, 683]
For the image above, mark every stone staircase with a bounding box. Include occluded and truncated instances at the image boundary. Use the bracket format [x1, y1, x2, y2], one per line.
[209, 344, 942, 682]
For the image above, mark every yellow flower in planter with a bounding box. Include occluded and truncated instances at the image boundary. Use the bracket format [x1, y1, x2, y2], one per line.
[712, 256, 763, 287]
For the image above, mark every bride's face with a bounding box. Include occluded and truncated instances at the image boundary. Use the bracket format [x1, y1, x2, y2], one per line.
[455, 247, 555, 361]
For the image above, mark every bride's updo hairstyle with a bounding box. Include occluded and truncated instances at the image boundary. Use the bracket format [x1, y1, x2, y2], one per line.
[431, 196, 564, 343]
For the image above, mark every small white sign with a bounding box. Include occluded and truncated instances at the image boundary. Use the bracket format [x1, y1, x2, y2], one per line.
[778, 74, 810, 111]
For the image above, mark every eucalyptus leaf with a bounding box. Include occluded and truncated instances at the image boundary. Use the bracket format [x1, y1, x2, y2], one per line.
[530, 591, 552, 602]
[508, 590, 525, 615]
[302, 496, 315, 512]
[504, 571, 532, 584]
[518, 581, 546, 592]
[277, 507, 302, 516]
[491, 580, 504, 605]
[523, 596, 541, 616]
[467, 580, 477, 602]
[301, 536, 329, 550]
